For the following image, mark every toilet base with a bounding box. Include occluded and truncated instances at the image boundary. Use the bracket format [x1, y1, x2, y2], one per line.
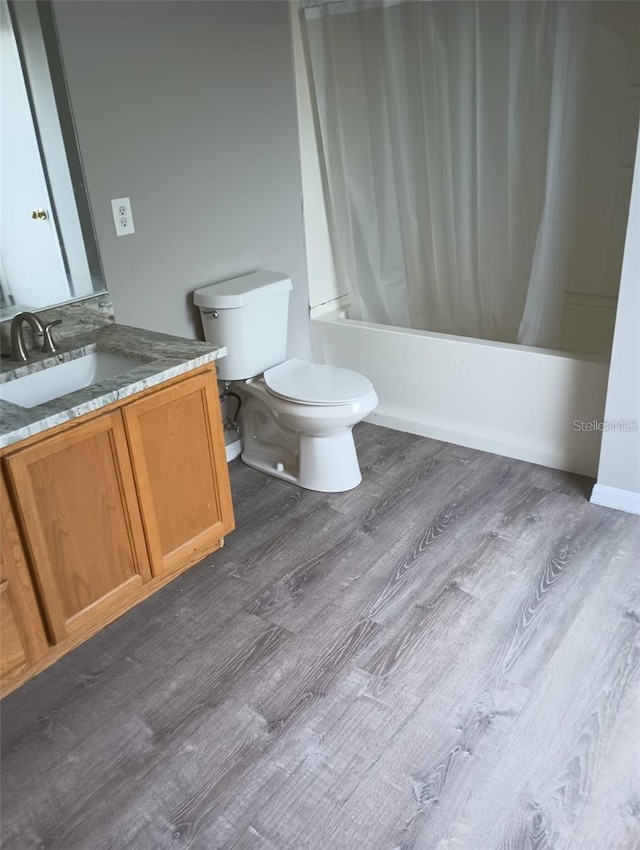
[298, 431, 362, 491]
[242, 429, 362, 492]
[236, 375, 374, 493]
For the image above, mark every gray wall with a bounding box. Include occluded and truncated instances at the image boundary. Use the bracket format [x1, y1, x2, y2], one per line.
[593, 124, 640, 509]
[53, 0, 310, 359]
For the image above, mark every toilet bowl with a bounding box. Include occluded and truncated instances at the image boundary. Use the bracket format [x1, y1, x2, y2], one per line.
[194, 271, 378, 492]
[237, 360, 378, 492]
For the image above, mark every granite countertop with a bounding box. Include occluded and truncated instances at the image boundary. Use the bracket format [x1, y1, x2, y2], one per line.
[0, 323, 227, 449]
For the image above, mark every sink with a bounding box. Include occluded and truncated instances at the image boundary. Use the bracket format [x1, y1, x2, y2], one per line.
[0, 352, 147, 409]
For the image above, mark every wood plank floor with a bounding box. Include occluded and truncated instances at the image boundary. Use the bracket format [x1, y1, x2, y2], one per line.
[1, 423, 639, 850]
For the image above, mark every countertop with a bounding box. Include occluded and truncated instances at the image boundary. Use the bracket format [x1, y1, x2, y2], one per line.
[0, 324, 227, 449]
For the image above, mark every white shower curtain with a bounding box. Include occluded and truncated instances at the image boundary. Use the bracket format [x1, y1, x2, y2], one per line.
[302, 0, 628, 348]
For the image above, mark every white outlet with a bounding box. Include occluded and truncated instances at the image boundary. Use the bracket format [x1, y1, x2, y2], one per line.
[111, 197, 135, 236]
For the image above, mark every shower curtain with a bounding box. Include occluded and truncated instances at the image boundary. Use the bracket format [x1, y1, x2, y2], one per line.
[301, 0, 628, 348]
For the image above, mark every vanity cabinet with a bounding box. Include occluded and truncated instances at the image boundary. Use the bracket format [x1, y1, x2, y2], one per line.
[5, 411, 152, 643]
[0, 363, 234, 696]
[0, 476, 48, 692]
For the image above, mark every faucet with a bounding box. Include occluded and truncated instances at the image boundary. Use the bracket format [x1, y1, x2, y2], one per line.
[10, 312, 62, 362]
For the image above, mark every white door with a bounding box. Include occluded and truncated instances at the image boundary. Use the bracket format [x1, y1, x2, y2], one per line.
[0, 0, 69, 312]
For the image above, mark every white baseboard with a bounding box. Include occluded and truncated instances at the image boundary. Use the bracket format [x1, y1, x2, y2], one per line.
[590, 483, 640, 515]
[225, 438, 242, 463]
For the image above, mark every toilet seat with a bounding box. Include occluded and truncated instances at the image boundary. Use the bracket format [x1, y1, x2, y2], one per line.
[263, 359, 374, 406]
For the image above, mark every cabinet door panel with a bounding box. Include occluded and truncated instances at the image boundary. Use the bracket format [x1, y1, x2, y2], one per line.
[0, 581, 29, 684]
[123, 369, 234, 576]
[0, 474, 49, 693]
[5, 412, 151, 642]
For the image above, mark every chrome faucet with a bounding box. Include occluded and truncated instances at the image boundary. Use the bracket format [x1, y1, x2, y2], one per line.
[10, 312, 62, 362]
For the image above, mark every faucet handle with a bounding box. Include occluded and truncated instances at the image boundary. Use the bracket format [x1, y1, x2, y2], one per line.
[42, 319, 62, 354]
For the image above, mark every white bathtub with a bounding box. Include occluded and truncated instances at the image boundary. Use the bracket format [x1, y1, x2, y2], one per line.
[311, 299, 610, 477]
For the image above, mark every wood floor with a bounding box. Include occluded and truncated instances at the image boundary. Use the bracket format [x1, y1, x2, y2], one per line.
[1, 423, 639, 850]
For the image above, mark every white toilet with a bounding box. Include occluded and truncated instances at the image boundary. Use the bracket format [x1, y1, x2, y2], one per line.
[194, 270, 378, 492]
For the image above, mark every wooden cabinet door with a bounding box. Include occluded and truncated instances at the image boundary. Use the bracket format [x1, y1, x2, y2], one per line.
[4, 412, 152, 643]
[0, 475, 49, 694]
[123, 368, 234, 577]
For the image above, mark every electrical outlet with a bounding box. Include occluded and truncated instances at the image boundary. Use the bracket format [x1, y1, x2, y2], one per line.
[111, 197, 135, 236]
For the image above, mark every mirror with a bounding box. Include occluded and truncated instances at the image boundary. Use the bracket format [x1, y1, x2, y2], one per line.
[0, 0, 106, 318]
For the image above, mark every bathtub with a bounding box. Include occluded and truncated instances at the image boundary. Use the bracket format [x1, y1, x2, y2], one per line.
[311, 299, 610, 477]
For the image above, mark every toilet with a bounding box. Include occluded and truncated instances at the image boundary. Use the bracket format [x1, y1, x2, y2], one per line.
[194, 271, 378, 492]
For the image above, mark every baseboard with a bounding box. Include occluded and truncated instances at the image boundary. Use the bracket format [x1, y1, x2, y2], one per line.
[590, 484, 640, 515]
[225, 438, 242, 462]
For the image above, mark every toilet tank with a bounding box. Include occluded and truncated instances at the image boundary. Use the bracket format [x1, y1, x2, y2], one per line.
[194, 271, 292, 381]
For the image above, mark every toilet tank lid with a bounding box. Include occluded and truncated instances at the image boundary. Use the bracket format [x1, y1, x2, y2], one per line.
[194, 271, 292, 309]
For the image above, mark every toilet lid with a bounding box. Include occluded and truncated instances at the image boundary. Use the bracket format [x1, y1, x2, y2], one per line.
[264, 359, 374, 406]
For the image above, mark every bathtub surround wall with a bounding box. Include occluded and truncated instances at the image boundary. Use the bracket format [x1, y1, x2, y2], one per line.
[591, 128, 640, 515]
[51, 0, 310, 360]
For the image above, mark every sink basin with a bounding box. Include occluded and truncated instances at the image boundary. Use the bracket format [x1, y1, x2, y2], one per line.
[0, 352, 147, 409]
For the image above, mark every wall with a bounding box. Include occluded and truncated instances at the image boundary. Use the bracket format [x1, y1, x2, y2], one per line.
[53, 0, 310, 359]
[591, 125, 640, 514]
